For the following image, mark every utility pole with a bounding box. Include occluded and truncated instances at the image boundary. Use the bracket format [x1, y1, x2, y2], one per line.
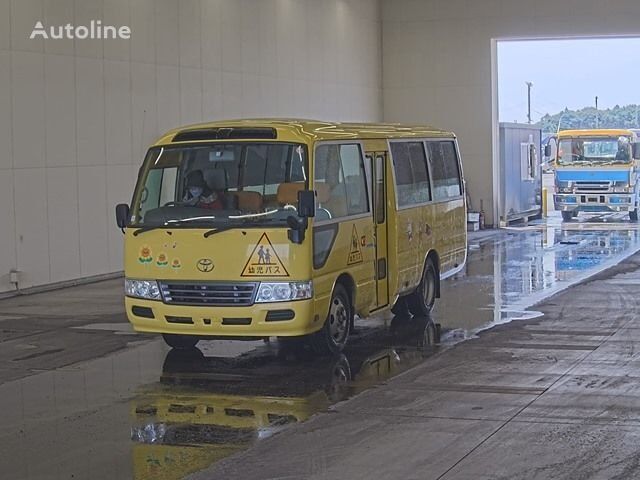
[526, 81, 533, 124]
[595, 96, 599, 128]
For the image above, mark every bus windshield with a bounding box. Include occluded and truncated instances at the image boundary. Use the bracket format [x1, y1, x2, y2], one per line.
[557, 136, 631, 166]
[131, 142, 308, 228]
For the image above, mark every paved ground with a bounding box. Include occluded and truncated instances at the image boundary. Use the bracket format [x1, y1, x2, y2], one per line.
[191, 253, 640, 480]
[3, 213, 640, 479]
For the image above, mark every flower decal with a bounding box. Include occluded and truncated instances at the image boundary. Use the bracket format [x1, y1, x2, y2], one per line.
[156, 252, 168, 267]
[138, 245, 153, 264]
[171, 258, 182, 269]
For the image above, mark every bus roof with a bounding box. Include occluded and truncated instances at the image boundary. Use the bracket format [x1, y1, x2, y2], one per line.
[152, 118, 456, 146]
[558, 128, 635, 139]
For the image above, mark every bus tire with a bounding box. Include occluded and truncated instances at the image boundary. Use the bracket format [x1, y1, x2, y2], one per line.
[561, 211, 573, 222]
[163, 334, 199, 350]
[309, 284, 352, 355]
[408, 257, 437, 317]
[630, 209, 638, 222]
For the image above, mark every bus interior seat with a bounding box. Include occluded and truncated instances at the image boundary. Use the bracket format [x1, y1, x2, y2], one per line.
[277, 182, 305, 206]
[234, 191, 263, 212]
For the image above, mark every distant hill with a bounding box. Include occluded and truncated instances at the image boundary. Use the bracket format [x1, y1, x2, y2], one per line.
[539, 104, 640, 135]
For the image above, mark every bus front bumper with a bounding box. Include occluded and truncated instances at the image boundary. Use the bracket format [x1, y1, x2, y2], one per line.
[554, 193, 634, 212]
[125, 297, 322, 338]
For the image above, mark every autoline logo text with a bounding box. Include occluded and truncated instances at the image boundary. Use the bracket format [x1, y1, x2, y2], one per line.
[30, 20, 131, 40]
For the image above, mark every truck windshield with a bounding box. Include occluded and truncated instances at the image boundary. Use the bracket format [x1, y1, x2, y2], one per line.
[131, 143, 308, 228]
[557, 136, 631, 166]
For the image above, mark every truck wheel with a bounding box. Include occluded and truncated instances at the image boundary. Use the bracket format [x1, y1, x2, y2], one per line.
[308, 284, 352, 355]
[572, 211, 578, 217]
[408, 258, 437, 316]
[630, 209, 638, 222]
[163, 334, 199, 349]
[561, 211, 573, 222]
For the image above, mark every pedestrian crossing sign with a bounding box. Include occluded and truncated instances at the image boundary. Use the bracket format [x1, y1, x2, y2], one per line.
[241, 232, 290, 277]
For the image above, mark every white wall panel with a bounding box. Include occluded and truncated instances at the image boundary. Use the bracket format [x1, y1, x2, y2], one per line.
[0, 52, 11, 170]
[14, 168, 50, 288]
[78, 165, 108, 276]
[11, 51, 45, 169]
[179, 67, 202, 125]
[106, 164, 134, 270]
[0, 0, 10, 51]
[156, 64, 180, 134]
[130, 0, 154, 63]
[45, 54, 76, 167]
[103, 0, 130, 61]
[178, 0, 201, 68]
[1, 0, 382, 293]
[73, 0, 103, 58]
[46, 166, 81, 282]
[43, 0, 74, 56]
[104, 60, 132, 165]
[155, 0, 179, 66]
[76, 57, 105, 166]
[11, 0, 43, 53]
[0, 171, 16, 291]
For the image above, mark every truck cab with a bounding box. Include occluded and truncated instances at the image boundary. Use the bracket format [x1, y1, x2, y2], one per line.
[552, 129, 640, 221]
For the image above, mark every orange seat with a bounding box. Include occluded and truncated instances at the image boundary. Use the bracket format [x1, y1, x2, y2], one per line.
[233, 191, 263, 212]
[277, 182, 305, 205]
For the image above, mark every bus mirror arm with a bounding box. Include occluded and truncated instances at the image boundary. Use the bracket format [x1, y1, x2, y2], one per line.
[287, 215, 308, 244]
[115, 203, 130, 232]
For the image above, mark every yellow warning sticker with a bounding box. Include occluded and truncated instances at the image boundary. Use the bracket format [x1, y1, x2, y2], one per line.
[347, 225, 363, 265]
[241, 233, 290, 277]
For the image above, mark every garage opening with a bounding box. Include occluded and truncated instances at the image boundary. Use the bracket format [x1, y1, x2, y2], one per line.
[494, 37, 640, 225]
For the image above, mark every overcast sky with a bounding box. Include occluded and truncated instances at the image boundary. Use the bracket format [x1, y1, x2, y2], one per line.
[498, 38, 640, 124]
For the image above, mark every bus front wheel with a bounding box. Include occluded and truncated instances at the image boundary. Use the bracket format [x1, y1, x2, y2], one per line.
[408, 258, 437, 317]
[630, 209, 638, 222]
[308, 284, 352, 355]
[561, 211, 574, 222]
[163, 334, 200, 349]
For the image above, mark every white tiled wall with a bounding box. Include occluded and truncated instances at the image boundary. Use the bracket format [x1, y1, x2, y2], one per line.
[0, 0, 383, 292]
[381, 0, 640, 226]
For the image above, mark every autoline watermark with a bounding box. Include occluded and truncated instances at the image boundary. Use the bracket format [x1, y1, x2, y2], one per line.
[30, 20, 131, 40]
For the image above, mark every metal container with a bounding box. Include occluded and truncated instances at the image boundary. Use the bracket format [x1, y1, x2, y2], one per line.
[499, 122, 542, 224]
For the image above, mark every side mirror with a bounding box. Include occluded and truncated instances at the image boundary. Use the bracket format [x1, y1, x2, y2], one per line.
[544, 144, 552, 157]
[297, 190, 316, 218]
[115, 203, 130, 229]
[633, 143, 640, 160]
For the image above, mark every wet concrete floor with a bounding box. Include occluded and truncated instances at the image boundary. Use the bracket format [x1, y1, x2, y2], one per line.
[1, 211, 640, 479]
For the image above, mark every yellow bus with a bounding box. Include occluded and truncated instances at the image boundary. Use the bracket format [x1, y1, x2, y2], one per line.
[115, 119, 467, 353]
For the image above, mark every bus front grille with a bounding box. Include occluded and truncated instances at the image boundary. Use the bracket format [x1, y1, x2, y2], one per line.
[159, 282, 257, 306]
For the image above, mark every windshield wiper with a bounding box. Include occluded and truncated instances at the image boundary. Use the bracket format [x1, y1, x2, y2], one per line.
[203, 217, 285, 238]
[133, 217, 217, 236]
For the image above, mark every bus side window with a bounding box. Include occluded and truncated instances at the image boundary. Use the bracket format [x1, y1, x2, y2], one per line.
[427, 141, 462, 200]
[315, 144, 369, 219]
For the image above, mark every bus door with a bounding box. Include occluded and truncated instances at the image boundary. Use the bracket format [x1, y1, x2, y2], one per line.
[367, 151, 389, 308]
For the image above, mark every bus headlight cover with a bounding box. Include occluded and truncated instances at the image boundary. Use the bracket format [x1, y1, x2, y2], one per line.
[256, 281, 313, 303]
[125, 278, 161, 300]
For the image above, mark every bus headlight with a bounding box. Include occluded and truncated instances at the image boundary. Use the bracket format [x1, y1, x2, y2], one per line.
[125, 278, 161, 300]
[255, 281, 313, 303]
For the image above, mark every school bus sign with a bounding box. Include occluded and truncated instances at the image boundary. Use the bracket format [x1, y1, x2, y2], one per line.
[241, 233, 290, 277]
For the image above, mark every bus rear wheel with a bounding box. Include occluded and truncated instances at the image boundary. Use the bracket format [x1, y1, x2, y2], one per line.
[308, 284, 352, 355]
[163, 334, 199, 349]
[408, 258, 437, 317]
[561, 211, 574, 222]
[630, 209, 638, 222]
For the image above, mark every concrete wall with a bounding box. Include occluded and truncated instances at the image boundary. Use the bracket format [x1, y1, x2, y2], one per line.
[381, 0, 640, 226]
[0, 0, 382, 293]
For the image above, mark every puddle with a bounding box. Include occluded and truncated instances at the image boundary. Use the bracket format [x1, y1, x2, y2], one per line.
[435, 212, 640, 336]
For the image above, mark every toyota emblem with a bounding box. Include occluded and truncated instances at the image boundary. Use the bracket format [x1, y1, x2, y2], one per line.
[196, 258, 214, 273]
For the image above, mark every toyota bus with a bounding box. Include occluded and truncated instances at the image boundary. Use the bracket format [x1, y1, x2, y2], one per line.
[116, 119, 466, 353]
